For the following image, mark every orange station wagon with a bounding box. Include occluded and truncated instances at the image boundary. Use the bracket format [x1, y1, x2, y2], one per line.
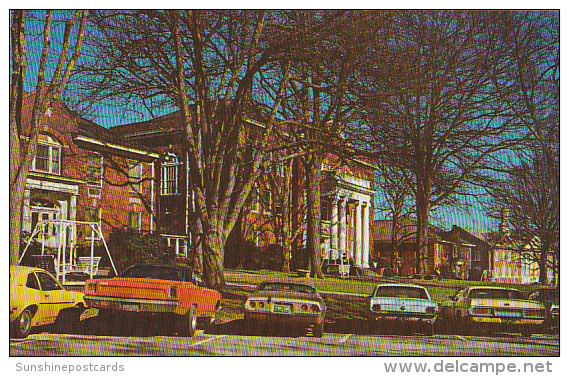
[84, 264, 222, 337]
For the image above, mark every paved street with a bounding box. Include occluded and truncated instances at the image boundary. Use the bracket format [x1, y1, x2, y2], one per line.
[10, 324, 559, 356]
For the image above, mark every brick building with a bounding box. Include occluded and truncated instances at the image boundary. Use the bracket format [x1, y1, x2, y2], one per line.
[111, 110, 376, 271]
[18, 93, 158, 275]
[17, 95, 376, 275]
[373, 217, 490, 279]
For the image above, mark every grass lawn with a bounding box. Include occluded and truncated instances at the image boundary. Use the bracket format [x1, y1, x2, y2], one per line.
[224, 268, 541, 304]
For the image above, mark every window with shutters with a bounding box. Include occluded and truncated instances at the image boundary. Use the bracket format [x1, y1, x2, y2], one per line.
[32, 134, 61, 175]
[87, 154, 103, 187]
[129, 161, 143, 193]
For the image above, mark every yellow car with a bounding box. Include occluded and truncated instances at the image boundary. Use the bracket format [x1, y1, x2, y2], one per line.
[9, 265, 86, 338]
[439, 286, 546, 337]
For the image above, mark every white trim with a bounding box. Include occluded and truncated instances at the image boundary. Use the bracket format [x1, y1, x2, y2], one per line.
[27, 178, 79, 195]
[74, 135, 160, 159]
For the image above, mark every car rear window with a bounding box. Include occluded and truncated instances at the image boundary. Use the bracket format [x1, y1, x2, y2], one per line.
[374, 286, 429, 299]
[257, 282, 316, 295]
[119, 265, 183, 281]
[468, 288, 526, 300]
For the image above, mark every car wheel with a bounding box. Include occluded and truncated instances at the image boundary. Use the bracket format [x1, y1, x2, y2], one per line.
[423, 323, 435, 336]
[12, 308, 33, 338]
[458, 313, 472, 335]
[242, 314, 258, 335]
[203, 311, 215, 333]
[55, 308, 82, 334]
[521, 327, 533, 338]
[178, 305, 197, 337]
[313, 321, 324, 338]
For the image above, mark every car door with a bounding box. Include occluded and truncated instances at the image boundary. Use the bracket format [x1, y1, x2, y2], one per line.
[22, 272, 46, 325]
[35, 271, 71, 324]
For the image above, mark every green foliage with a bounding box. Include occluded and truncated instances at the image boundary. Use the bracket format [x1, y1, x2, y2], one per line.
[108, 228, 173, 273]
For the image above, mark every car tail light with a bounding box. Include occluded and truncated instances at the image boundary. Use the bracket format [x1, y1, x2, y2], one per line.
[426, 306, 437, 314]
[301, 304, 308, 311]
[258, 302, 265, 309]
[249, 301, 256, 309]
[85, 282, 97, 294]
[372, 304, 381, 312]
[310, 304, 320, 313]
[524, 309, 546, 318]
[471, 307, 493, 316]
[169, 286, 178, 298]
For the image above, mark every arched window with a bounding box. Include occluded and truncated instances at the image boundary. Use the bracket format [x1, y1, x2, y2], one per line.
[161, 152, 180, 195]
[32, 134, 61, 175]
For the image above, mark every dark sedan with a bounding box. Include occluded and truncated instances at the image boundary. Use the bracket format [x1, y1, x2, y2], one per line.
[244, 281, 326, 337]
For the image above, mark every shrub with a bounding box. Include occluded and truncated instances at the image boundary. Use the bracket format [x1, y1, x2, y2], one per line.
[108, 228, 173, 273]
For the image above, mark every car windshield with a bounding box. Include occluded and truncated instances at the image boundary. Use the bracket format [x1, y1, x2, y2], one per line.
[257, 282, 316, 295]
[119, 265, 183, 281]
[468, 288, 526, 300]
[374, 286, 429, 299]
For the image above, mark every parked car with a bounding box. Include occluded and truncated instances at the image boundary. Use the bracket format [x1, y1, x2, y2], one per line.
[528, 288, 559, 332]
[9, 265, 85, 338]
[243, 281, 326, 337]
[84, 264, 222, 337]
[368, 283, 438, 335]
[438, 286, 546, 337]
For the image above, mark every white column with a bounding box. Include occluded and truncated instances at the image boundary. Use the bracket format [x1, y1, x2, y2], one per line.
[339, 197, 347, 259]
[23, 189, 31, 232]
[363, 201, 370, 268]
[355, 201, 362, 267]
[70, 195, 77, 249]
[331, 196, 339, 261]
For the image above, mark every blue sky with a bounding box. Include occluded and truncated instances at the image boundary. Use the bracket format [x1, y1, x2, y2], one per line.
[8, 9, 558, 236]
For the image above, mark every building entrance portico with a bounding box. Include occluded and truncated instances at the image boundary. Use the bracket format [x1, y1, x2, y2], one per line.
[321, 172, 373, 270]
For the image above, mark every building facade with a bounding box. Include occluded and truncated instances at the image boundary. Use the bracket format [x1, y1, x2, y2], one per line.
[112, 110, 376, 271]
[18, 93, 157, 273]
[373, 218, 490, 279]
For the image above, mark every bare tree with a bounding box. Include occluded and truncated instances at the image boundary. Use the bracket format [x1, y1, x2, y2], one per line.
[486, 148, 559, 284]
[77, 10, 298, 288]
[9, 10, 88, 265]
[357, 11, 524, 273]
[275, 10, 375, 278]
[374, 163, 415, 267]
[484, 11, 559, 284]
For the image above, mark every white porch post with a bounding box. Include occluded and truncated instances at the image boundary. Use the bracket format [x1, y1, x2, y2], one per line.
[355, 201, 362, 267]
[363, 201, 370, 268]
[23, 189, 31, 232]
[339, 197, 347, 259]
[331, 195, 339, 260]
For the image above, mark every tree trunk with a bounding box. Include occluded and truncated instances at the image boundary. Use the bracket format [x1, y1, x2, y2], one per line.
[9, 181, 26, 265]
[415, 198, 430, 274]
[202, 223, 226, 289]
[306, 154, 324, 278]
[538, 240, 549, 285]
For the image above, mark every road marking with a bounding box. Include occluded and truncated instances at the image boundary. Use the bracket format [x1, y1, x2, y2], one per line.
[191, 335, 227, 347]
[339, 334, 352, 344]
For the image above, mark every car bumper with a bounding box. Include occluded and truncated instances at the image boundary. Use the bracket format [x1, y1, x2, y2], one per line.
[369, 312, 437, 325]
[244, 311, 324, 326]
[85, 295, 181, 314]
[468, 316, 544, 325]
[466, 316, 544, 333]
